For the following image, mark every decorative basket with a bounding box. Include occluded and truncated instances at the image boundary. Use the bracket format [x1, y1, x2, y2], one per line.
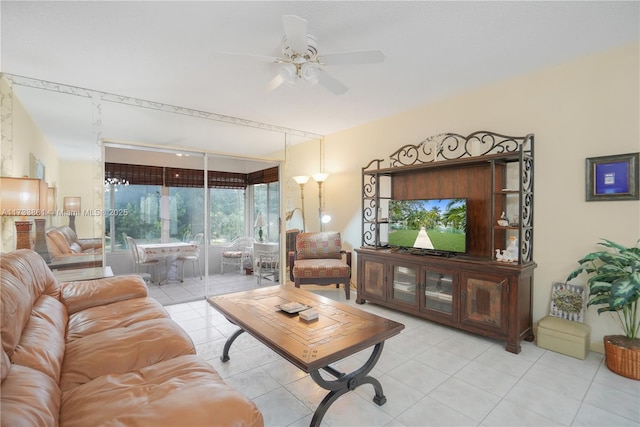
[604, 335, 640, 380]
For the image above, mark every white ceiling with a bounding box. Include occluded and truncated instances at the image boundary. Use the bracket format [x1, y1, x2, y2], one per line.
[2, 1, 638, 162]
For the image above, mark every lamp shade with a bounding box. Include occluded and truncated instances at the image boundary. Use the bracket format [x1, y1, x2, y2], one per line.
[254, 212, 265, 228]
[292, 176, 310, 185]
[312, 173, 329, 183]
[0, 177, 48, 215]
[63, 197, 81, 213]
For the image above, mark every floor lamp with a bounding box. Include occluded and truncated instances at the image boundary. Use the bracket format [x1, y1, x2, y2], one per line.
[312, 173, 330, 232]
[0, 177, 48, 255]
[292, 176, 309, 232]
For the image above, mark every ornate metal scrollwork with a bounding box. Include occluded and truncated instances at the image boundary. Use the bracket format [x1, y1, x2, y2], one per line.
[388, 131, 531, 168]
[361, 130, 534, 264]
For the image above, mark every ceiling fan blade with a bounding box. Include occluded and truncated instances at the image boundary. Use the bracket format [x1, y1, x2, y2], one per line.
[319, 50, 386, 65]
[266, 74, 286, 92]
[316, 70, 348, 95]
[214, 51, 281, 63]
[282, 15, 308, 55]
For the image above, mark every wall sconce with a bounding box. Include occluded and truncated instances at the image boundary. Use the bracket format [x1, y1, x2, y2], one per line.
[292, 176, 309, 233]
[254, 212, 265, 242]
[63, 197, 81, 233]
[312, 173, 331, 232]
[0, 177, 48, 254]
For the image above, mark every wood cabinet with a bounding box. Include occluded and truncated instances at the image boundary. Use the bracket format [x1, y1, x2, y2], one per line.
[356, 248, 536, 353]
[357, 131, 536, 353]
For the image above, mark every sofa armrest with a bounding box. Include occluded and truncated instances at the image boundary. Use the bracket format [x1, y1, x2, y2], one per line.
[77, 238, 102, 251]
[61, 275, 148, 315]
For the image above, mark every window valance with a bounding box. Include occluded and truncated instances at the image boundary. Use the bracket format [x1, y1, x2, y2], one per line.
[105, 163, 278, 189]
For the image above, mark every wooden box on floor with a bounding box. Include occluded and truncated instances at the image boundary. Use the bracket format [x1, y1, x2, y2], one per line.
[537, 315, 591, 360]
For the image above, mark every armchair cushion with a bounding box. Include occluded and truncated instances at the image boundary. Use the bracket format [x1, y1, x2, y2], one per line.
[290, 232, 351, 299]
[292, 259, 350, 279]
[295, 231, 342, 260]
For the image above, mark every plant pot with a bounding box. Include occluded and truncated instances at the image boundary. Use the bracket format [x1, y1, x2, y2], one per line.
[603, 335, 640, 380]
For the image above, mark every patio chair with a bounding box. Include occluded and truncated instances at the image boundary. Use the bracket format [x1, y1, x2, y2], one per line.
[254, 242, 279, 285]
[178, 232, 204, 282]
[221, 236, 255, 274]
[125, 235, 158, 284]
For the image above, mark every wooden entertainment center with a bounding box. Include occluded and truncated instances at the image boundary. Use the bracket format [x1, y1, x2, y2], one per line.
[356, 131, 536, 353]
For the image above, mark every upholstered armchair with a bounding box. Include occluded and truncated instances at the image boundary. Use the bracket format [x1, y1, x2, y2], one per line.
[288, 231, 352, 299]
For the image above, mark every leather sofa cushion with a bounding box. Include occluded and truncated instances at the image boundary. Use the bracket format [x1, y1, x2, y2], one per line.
[1, 364, 61, 427]
[67, 297, 168, 342]
[46, 229, 74, 256]
[60, 355, 263, 427]
[0, 269, 34, 356]
[1, 350, 10, 382]
[10, 295, 67, 383]
[61, 275, 148, 315]
[0, 249, 59, 302]
[0, 251, 61, 358]
[60, 319, 195, 392]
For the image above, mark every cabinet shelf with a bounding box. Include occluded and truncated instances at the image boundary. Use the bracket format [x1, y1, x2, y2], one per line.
[356, 247, 536, 354]
[358, 131, 535, 353]
[424, 288, 453, 301]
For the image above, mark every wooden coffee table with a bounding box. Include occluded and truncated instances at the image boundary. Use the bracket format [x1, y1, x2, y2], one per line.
[207, 285, 405, 427]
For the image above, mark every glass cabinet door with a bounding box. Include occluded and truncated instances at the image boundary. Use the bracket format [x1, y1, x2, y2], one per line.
[391, 265, 418, 306]
[422, 268, 456, 317]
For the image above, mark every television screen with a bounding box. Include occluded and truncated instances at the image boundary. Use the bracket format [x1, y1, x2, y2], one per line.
[388, 198, 467, 254]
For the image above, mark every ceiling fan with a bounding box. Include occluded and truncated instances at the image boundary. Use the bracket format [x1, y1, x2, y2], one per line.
[224, 15, 385, 95]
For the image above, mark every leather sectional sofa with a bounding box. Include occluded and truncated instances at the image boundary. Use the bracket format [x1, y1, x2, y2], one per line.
[46, 225, 102, 257]
[0, 249, 263, 426]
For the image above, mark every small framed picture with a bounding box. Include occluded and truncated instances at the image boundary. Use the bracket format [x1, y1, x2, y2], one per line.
[586, 152, 639, 201]
[29, 153, 46, 181]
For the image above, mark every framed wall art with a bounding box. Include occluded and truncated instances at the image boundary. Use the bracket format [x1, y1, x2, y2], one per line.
[29, 153, 45, 181]
[586, 152, 639, 201]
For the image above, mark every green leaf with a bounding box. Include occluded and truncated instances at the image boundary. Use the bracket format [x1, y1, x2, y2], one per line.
[588, 281, 612, 294]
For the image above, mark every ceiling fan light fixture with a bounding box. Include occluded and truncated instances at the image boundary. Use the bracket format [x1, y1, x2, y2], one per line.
[279, 63, 297, 86]
[301, 63, 319, 86]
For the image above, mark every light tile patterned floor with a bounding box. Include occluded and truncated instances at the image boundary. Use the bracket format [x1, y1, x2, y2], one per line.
[160, 277, 640, 427]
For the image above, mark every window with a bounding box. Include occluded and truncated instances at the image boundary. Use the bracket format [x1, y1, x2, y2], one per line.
[105, 162, 278, 251]
[253, 182, 279, 243]
[169, 187, 205, 242]
[209, 187, 245, 244]
[105, 184, 161, 250]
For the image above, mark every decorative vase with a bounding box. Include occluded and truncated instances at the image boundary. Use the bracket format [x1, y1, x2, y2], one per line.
[603, 335, 640, 380]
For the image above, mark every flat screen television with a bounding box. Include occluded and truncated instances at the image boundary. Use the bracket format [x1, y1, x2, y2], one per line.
[388, 198, 467, 255]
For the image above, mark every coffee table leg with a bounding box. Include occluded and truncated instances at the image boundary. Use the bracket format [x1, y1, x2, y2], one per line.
[220, 328, 245, 362]
[309, 342, 386, 427]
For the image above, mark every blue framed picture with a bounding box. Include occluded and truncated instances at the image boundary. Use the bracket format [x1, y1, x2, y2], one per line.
[586, 152, 639, 201]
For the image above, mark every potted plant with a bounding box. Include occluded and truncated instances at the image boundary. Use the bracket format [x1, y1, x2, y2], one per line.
[567, 238, 640, 380]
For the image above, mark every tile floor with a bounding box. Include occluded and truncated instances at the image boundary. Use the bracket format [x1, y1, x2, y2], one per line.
[147, 270, 259, 306]
[161, 279, 640, 427]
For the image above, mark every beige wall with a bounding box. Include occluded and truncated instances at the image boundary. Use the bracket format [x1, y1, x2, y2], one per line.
[1, 78, 62, 251]
[287, 43, 640, 348]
